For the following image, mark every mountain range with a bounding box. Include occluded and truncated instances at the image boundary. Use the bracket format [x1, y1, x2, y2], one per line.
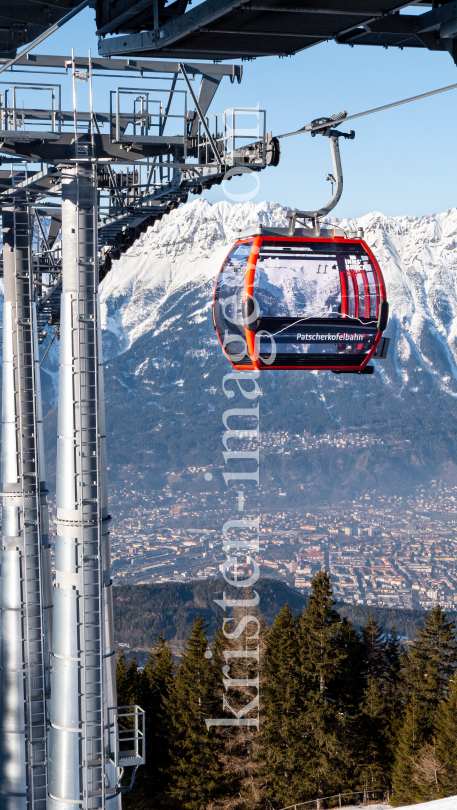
[33, 199, 457, 500]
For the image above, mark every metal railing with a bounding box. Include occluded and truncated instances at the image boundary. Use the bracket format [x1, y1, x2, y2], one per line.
[110, 86, 187, 148]
[202, 106, 266, 167]
[277, 788, 391, 810]
[0, 82, 61, 133]
[109, 705, 146, 767]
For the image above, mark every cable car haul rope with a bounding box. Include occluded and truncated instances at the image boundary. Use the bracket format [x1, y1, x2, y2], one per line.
[277, 79, 457, 140]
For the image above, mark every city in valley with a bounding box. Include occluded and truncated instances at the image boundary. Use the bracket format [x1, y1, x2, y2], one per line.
[45, 428, 457, 611]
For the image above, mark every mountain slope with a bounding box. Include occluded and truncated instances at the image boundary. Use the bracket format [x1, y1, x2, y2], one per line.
[39, 199, 457, 498]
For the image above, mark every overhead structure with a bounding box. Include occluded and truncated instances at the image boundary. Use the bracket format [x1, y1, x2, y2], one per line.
[0, 0, 79, 58]
[47, 163, 120, 810]
[95, 0, 457, 67]
[2, 0, 457, 65]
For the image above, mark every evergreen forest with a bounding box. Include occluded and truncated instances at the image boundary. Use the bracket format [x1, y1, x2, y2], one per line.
[116, 572, 457, 810]
[113, 578, 451, 649]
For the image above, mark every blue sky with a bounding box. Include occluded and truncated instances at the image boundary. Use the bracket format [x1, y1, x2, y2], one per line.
[23, 7, 457, 219]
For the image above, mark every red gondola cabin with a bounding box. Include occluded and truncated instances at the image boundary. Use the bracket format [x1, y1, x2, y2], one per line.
[212, 227, 389, 373]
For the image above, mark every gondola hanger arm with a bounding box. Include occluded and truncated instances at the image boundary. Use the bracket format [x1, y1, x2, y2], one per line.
[286, 115, 355, 234]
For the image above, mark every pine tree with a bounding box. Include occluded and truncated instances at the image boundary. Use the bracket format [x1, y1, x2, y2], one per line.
[358, 675, 390, 792]
[338, 615, 365, 710]
[260, 603, 302, 807]
[361, 613, 387, 682]
[116, 650, 145, 799]
[116, 649, 131, 707]
[209, 607, 266, 810]
[391, 695, 429, 806]
[435, 675, 457, 798]
[116, 649, 142, 706]
[403, 605, 457, 718]
[166, 614, 223, 810]
[123, 634, 176, 810]
[299, 571, 346, 698]
[126, 655, 142, 704]
[392, 607, 457, 806]
[384, 627, 404, 770]
[358, 618, 398, 791]
[386, 626, 402, 678]
[296, 572, 354, 802]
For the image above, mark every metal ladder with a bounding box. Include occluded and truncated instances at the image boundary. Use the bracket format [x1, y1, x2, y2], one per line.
[74, 165, 106, 808]
[13, 204, 47, 810]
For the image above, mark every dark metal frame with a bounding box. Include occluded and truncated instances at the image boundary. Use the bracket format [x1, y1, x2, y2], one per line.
[95, 0, 457, 67]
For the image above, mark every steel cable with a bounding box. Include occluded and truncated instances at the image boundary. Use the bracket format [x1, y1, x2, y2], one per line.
[278, 80, 457, 139]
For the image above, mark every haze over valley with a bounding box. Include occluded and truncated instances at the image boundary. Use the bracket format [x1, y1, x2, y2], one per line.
[29, 199, 457, 608]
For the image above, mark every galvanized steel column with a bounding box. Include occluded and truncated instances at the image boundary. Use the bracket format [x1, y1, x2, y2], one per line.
[1, 206, 51, 810]
[32, 303, 54, 715]
[47, 166, 118, 810]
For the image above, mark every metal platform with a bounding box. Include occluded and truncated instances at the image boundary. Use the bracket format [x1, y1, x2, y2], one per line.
[95, 0, 457, 66]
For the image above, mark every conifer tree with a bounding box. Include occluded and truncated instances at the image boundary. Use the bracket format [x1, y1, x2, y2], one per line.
[358, 675, 390, 791]
[403, 605, 457, 717]
[435, 675, 457, 798]
[123, 634, 176, 810]
[116, 650, 146, 801]
[338, 615, 365, 710]
[386, 626, 402, 678]
[209, 607, 266, 810]
[166, 614, 223, 810]
[296, 572, 353, 802]
[126, 654, 142, 704]
[116, 649, 130, 707]
[299, 571, 346, 698]
[115, 649, 142, 706]
[357, 616, 395, 790]
[384, 627, 404, 766]
[333, 615, 367, 791]
[391, 695, 431, 806]
[361, 613, 387, 682]
[260, 603, 302, 807]
[391, 607, 457, 806]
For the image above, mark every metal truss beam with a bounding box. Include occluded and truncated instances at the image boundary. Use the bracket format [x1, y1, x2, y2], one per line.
[0, 52, 242, 80]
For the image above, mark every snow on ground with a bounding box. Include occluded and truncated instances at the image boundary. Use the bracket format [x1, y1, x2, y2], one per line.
[337, 798, 457, 810]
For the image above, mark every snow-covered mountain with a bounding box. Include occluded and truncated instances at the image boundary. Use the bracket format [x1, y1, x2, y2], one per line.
[38, 199, 457, 496]
[96, 199, 457, 392]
